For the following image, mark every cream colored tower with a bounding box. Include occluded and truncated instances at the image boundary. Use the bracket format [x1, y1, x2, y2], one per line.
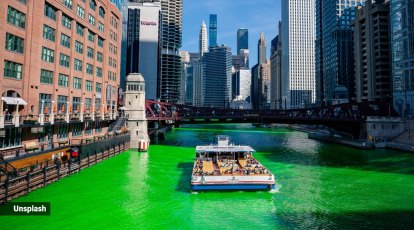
[124, 73, 149, 149]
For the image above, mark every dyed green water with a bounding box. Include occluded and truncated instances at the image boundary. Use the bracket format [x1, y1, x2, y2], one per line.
[2, 124, 414, 229]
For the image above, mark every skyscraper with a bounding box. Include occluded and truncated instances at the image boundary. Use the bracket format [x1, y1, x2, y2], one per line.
[237, 29, 248, 54]
[159, 0, 183, 103]
[199, 21, 208, 56]
[270, 21, 282, 109]
[258, 32, 267, 65]
[352, 0, 391, 103]
[315, 0, 366, 105]
[282, 0, 316, 108]
[124, 1, 161, 100]
[390, 0, 414, 116]
[201, 46, 232, 108]
[111, 0, 124, 10]
[209, 14, 218, 48]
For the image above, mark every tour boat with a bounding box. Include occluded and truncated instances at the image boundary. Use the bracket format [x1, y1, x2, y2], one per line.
[191, 136, 275, 191]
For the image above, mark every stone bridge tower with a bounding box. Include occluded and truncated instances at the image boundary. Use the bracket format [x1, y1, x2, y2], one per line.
[124, 73, 149, 150]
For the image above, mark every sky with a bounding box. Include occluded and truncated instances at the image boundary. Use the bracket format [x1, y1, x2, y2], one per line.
[181, 0, 282, 66]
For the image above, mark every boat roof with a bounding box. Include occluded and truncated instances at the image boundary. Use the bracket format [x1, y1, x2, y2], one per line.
[196, 145, 255, 153]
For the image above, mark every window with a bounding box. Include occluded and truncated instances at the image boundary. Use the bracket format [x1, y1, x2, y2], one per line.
[88, 31, 95, 42]
[89, 0, 96, 10]
[59, 54, 70, 67]
[96, 82, 101, 92]
[62, 14, 72, 29]
[98, 22, 104, 32]
[72, 124, 82, 137]
[98, 37, 104, 47]
[5, 33, 24, 54]
[39, 94, 52, 114]
[99, 7, 105, 18]
[4, 60, 23, 79]
[75, 41, 83, 54]
[40, 69, 53, 84]
[44, 3, 57, 21]
[41, 47, 54, 63]
[87, 47, 94, 59]
[88, 14, 95, 26]
[86, 80, 93, 91]
[57, 96, 68, 113]
[7, 7, 26, 29]
[77, 5, 85, 19]
[95, 120, 102, 133]
[85, 122, 93, 135]
[0, 128, 22, 149]
[43, 25, 55, 41]
[97, 52, 103, 62]
[86, 64, 94, 75]
[58, 74, 69, 87]
[72, 97, 81, 112]
[85, 98, 92, 111]
[64, 0, 73, 9]
[57, 124, 69, 139]
[60, 33, 71, 48]
[73, 77, 82, 89]
[18, 0, 27, 4]
[76, 23, 84, 36]
[96, 67, 102, 77]
[95, 98, 101, 110]
[74, 59, 83, 71]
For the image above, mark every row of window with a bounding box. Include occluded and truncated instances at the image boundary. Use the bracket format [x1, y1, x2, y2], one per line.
[39, 93, 106, 114]
[39, 69, 102, 91]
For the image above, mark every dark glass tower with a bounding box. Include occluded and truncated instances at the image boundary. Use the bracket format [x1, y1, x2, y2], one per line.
[237, 28, 248, 54]
[209, 14, 217, 48]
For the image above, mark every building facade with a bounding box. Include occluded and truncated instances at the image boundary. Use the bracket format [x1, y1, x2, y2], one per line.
[199, 21, 208, 57]
[282, 0, 316, 108]
[209, 14, 217, 48]
[232, 69, 251, 102]
[201, 46, 232, 108]
[237, 28, 248, 54]
[270, 22, 283, 110]
[390, 0, 414, 116]
[124, 1, 161, 100]
[258, 32, 267, 65]
[315, 0, 366, 105]
[159, 0, 183, 103]
[353, 0, 392, 103]
[0, 0, 122, 153]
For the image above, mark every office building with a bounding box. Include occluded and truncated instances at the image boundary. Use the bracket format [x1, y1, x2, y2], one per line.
[199, 21, 208, 57]
[201, 46, 232, 108]
[281, 0, 316, 108]
[0, 0, 122, 154]
[232, 69, 251, 102]
[390, 0, 414, 116]
[258, 32, 267, 65]
[209, 14, 217, 48]
[315, 0, 366, 105]
[237, 28, 248, 54]
[124, 1, 161, 100]
[352, 0, 392, 103]
[270, 22, 282, 109]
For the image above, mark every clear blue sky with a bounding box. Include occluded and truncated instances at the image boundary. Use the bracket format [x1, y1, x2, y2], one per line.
[182, 0, 281, 65]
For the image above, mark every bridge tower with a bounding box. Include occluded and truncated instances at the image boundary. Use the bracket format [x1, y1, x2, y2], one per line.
[124, 73, 149, 150]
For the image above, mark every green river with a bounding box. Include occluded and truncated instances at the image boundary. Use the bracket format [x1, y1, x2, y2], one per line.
[2, 124, 414, 229]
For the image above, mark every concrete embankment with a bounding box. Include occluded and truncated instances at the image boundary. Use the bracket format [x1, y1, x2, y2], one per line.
[308, 132, 374, 150]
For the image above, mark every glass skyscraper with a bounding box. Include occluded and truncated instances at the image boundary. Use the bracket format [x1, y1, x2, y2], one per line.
[315, 0, 366, 105]
[391, 0, 414, 116]
[237, 28, 248, 54]
[209, 14, 218, 48]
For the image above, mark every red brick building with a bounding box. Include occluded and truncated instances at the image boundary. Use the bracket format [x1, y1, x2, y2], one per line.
[0, 0, 122, 157]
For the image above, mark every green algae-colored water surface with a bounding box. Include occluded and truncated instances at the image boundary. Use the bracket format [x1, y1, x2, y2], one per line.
[2, 124, 414, 229]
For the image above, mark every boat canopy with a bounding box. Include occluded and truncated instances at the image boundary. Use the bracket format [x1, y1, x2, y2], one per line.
[196, 145, 255, 153]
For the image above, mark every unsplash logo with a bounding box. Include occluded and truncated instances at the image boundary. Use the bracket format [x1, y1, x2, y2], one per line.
[0, 202, 51, 216]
